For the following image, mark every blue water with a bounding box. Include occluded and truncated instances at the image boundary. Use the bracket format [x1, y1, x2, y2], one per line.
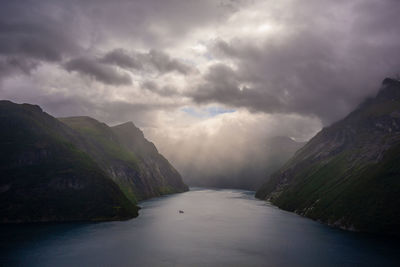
[0, 188, 399, 266]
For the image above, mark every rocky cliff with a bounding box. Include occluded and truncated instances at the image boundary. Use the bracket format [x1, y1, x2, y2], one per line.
[256, 78, 400, 236]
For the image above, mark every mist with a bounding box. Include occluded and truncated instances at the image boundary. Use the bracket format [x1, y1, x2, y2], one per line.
[143, 108, 319, 188]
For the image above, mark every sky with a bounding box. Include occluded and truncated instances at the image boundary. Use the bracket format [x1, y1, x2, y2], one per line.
[1, 0, 400, 180]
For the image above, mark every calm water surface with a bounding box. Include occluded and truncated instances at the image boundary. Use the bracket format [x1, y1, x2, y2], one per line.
[0, 188, 399, 266]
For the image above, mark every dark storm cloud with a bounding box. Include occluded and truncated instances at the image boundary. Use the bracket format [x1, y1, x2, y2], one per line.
[0, 21, 75, 62]
[63, 48, 193, 86]
[146, 49, 194, 75]
[142, 80, 180, 97]
[191, 0, 400, 124]
[101, 49, 143, 70]
[1, 0, 400, 127]
[101, 49, 195, 75]
[0, 0, 223, 83]
[76, 0, 246, 48]
[64, 47, 196, 86]
[0, 1, 81, 79]
[190, 63, 283, 113]
[64, 57, 132, 86]
[0, 57, 39, 80]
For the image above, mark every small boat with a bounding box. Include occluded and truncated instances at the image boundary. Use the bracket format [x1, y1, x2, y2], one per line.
[179, 210, 184, 214]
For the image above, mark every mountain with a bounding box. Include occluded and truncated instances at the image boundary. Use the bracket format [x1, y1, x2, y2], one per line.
[184, 136, 304, 190]
[112, 122, 188, 197]
[59, 117, 188, 202]
[256, 78, 400, 236]
[0, 100, 187, 223]
[0, 101, 138, 222]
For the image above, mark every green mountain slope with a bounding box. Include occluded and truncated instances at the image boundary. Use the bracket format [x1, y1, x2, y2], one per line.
[0, 101, 138, 222]
[112, 122, 188, 196]
[59, 118, 188, 202]
[256, 78, 400, 236]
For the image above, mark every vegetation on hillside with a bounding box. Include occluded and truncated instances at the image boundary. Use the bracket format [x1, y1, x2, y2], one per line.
[256, 78, 400, 236]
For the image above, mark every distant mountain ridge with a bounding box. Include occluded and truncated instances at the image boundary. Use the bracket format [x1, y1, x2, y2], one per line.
[0, 101, 187, 223]
[256, 78, 400, 236]
[184, 136, 305, 190]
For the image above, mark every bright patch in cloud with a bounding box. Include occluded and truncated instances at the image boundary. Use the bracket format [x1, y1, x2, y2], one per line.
[181, 105, 236, 118]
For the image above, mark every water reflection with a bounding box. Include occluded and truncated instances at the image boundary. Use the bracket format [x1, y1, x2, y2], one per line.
[0, 188, 399, 266]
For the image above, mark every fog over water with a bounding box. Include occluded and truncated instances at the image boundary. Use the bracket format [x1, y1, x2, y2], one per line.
[1, 188, 399, 266]
[143, 110, 317, 187]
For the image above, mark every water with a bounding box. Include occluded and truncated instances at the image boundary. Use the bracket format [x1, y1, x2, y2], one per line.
[1, 188, 399, 266]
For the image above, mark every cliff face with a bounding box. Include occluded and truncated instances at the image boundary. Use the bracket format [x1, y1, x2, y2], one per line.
[256, 78, 400, 236]
[112, 122, 188, 197]
[0, 101, 138, 222]
[59, 118, 188, 202]
[0, 101, 187, 223]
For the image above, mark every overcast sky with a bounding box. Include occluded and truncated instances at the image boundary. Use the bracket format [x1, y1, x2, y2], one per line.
[1, 0, 400, 177]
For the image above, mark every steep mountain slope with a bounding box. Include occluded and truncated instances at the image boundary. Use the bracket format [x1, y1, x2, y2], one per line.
[183, 136, 304, 190]
[0, 101, 138, 222]
[112, 122, 188, 195]
[59, 117, 188, 202]
[256, 78, 400, 236]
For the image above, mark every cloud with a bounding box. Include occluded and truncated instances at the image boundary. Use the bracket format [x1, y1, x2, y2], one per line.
[146, 49, 194, 75]
[101, 48, 195, 75]
[188, 0, 400, 124]
[0, 20, 77, 63]
[144, 109, 322, 185]
[0, 56, 39, 80]
[74, 0, 246, 49]
[1, 0, 399, 124]
[189, 63, 284, 113]
[61, 48, 195, 87]
[141, 80, 180, 97]
[101, 49, 143, 70]
[0, 1, 81, 80]
[64, 57, 132, 86]
[0, 74, 179, 127]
